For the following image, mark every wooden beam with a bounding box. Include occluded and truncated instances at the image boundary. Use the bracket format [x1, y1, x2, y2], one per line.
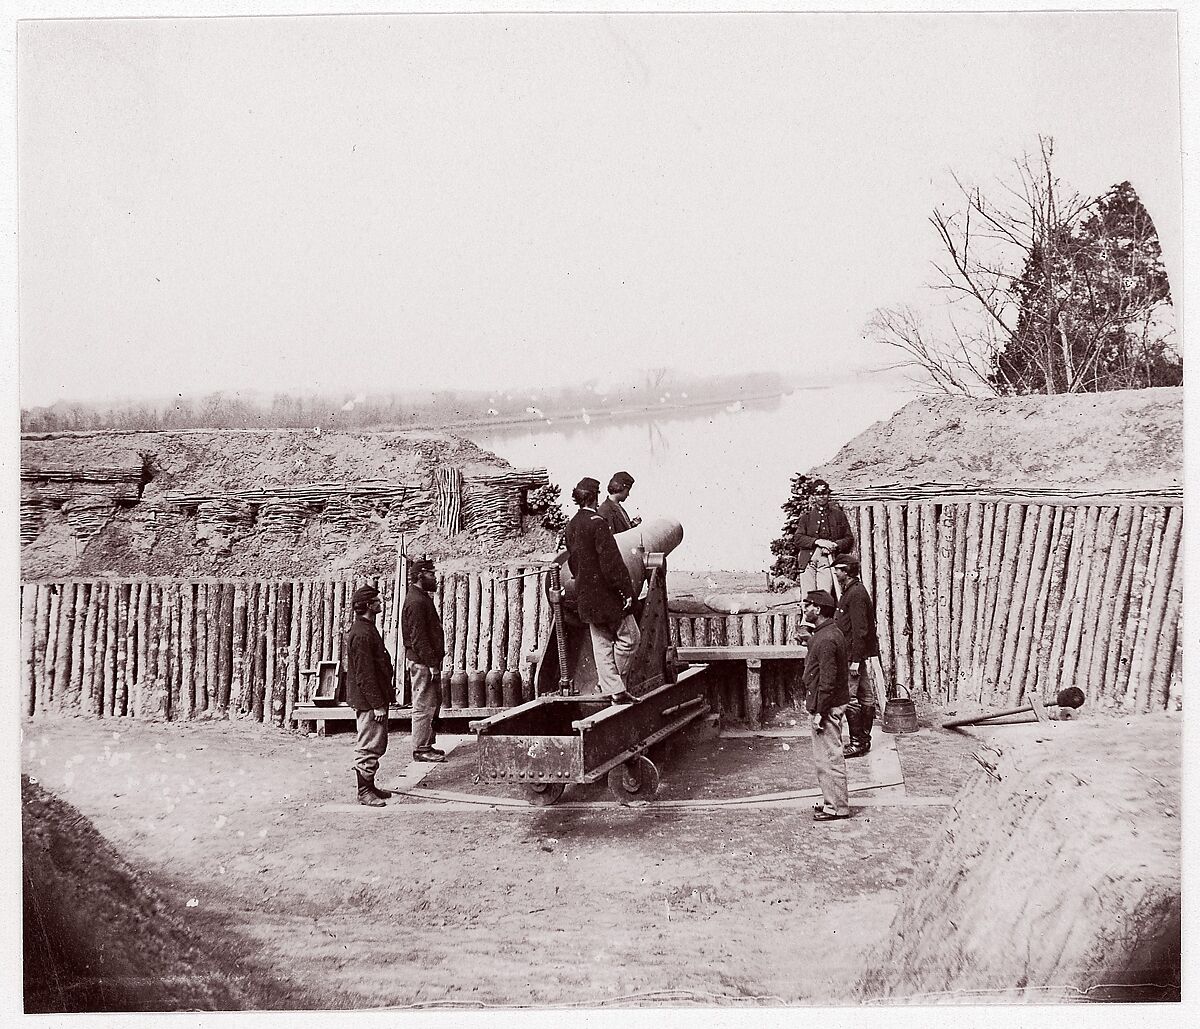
[677, 646, 807, 661]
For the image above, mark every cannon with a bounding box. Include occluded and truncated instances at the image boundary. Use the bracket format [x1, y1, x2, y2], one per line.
[470, 519, 712, 805]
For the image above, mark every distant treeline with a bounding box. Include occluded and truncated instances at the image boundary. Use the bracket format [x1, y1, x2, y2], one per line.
[21, 369, 786, 433]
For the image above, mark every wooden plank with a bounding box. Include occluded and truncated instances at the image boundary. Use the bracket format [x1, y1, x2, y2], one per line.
[885, 503, 910, 695]
[1005, 505, 1055, 705]
[1133, 507, 1179, 713]
[678, 646, 808, 661]
[904, 501, 926, 699]
[870, 501, 892, 690]
[745, 658, 763, 728]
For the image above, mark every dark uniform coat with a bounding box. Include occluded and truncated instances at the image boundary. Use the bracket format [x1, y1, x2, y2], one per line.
[402, 584, 446, 668]
[803, 620, 850, 715]
[597, 497, 634, 535]
[345, 616, 395, 712]
[834, 578, 880, 663]
[565, 507, 634, 629]
[793, 503, 855, 572]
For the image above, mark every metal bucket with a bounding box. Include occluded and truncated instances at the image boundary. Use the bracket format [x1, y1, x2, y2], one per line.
[882, 696, 918, 734]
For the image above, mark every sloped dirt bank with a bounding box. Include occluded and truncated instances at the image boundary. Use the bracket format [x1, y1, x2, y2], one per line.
[22, 775, 329, 1012]
[856, 714, 1181, 1003]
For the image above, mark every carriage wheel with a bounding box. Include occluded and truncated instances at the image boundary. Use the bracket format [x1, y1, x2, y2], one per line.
[523, 782, 566, 806]
[607, 755, 660, 805]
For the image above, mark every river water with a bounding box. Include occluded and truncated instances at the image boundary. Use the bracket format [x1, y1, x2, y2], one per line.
[464, 374, 919, 571]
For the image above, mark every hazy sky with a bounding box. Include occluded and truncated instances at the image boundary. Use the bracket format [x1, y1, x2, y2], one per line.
[17, 8, 1181, 407]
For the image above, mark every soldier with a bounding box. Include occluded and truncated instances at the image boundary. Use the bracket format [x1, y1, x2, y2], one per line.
[402, 557, 447, 763]
[598, 471, 642, 535]
[802, 588, 852, 822]
[833, 554, 881, 758]
[793, 479, 855, 595]
[565, 476, 641, 703]
[345, 584, 396, 807]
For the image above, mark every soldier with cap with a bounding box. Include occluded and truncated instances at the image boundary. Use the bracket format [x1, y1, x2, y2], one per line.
[345, 583, 396, 807]
[801, 588, 852, 821]
[565, 476, 642, 703]
[793, 479, 855, 595]
[598, 471, 642, 535]
[833, 554, 881, 758]
[402, 557, 447, 762]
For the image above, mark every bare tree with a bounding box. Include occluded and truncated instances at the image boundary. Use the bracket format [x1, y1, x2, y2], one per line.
[869, 137, 1178, 395]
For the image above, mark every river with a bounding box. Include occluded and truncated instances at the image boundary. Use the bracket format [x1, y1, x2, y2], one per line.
[464, 373, 920, 571]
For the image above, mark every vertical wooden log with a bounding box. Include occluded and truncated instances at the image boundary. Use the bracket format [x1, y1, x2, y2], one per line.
[442, 573, 459, 673]
[935, 504, 955, 703]
[324, 580, 336, 661]
[79, 583, 99, 717]
[466, 572, 481, 671]
[1087, 507, 1135, 703]
[89, 584, 108, 717]
[264, 583, 278, 724]
[1042, 507, 1097, 697]
[67, 583, 88, 714]
[31, 585, 52, 717]
[506, 566, 522, 673]
[195, 583, 209, 714]
[1151, 539, 1182, 710]
[885, 503, 910, 695]
[1068, 507, 1118, 698]
[919, 502, 940, 701]
[953, 503, 981, 702]
[492, 571, 507, 671]
[974, 503, 1012, 703]
[154, 585, 171, 720]
[949, 502, 969, 695]
[1117, 507, 1161, 707]
[52, 582, 77, 712]
[230, 584, 248, 716]
[981, 504, 1031, 705]
[1132, 507, 1179, 713]
[134, 581, 150, 717]
[251, 582, 267, 722]
[178, 583, 193, 720]
[904, 502, 926, 699]
[858, 505, 875, 610]
[869, 502, 892, 689]
[140, 585, 158, 721]
[964, 503, 996, 696]
[283, 582, 300, 726]
[21, 585, 38, 717]
[756, 612, 772, 646]
[519, 569, 538, 688]
[117, 584, 134, 717]
[41, 586, 61, 712]
[454, 572, 470, 670]
[1004, 505, 1054, 704]
[479, 572, 495, 671]
[102, 583, 118, 717]
[1030, 507, 1075, 696]
[215, 584, 232, 715]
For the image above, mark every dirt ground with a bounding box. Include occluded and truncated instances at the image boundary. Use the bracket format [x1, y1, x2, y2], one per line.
[812, 385, 1181, 494]
[22, 709, 984, 1011]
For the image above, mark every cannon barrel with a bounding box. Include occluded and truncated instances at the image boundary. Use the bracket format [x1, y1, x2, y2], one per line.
[554, 517, 684, 605]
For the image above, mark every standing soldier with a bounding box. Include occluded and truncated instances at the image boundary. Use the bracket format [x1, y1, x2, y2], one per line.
[402, 557, 447, 763]
[598, 471, 642, 535]
[793, 479, 855, 595]
[565, 476, 641, 703]
[833, 554, 881, 758]
[802, 588, 852, 822]
[346, 584, 395, 807]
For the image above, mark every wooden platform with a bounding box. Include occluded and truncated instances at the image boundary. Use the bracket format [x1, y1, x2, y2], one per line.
[291, 703, 506, 735]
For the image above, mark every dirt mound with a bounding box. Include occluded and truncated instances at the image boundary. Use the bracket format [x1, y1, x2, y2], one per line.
[21, 429, 558, 579]
[22, 774, 255, 1012]
[814, 386, 1181, 494]
[857, 714, 1181, 1003]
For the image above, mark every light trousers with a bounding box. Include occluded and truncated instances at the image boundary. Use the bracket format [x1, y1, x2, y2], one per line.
[811, 703, 850, 815]
[589, 614, 642, 695]
[353, 710, 388, 779]
[408, 660, 441, 752]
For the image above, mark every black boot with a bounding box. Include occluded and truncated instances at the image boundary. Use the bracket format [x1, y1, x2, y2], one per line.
[859, 705, 876, 754]
[356, 771, 385, 807]
[371, 782, 394, 799]
[843, 706, 867, 758]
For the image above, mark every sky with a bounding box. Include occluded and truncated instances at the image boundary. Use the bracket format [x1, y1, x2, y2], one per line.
[14, 6, 1182, 408]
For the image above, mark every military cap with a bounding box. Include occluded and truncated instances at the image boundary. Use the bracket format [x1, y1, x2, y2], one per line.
[575, 476, 601, 493]
[351, 584, 380, 606]
[411, 557, 436, 575]
[833, 554, 860, 574]
[609, 471, 635, 490]
[804, 589, 837, 609]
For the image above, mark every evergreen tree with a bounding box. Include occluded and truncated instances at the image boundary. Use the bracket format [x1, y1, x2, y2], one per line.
[768, 473, 815, 584]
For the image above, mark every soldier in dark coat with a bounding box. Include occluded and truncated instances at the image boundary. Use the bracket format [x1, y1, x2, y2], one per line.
[565, 476, 641, 701]
[793, 479, 855, 594]
[345, 584, 396, 807]
[833, 554, 881, 758]
[802, 589, 851, 821]
[402, 558, 447, 762]
[598, 470, 642, 535]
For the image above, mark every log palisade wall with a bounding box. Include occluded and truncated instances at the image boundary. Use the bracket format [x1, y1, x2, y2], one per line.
[18, 496, 1184, 723]
[840, 496, 1183, 713]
